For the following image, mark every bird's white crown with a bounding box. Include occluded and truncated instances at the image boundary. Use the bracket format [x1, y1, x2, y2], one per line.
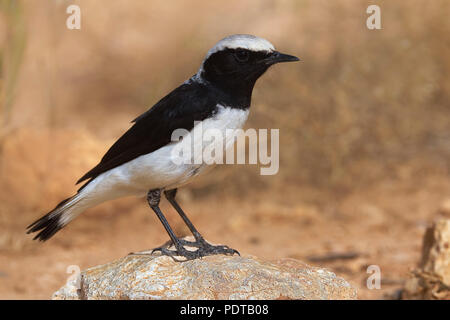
[191, 34, 276, 83]
[205, 34, 275, 59]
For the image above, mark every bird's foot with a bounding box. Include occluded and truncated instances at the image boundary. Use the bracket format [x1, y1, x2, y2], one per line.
[151, 238, 239, 262]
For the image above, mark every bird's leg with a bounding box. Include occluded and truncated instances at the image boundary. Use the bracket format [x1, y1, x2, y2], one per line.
[147, 189, 200, 261]
[163, 188, 239, 257]
[164, 189, 206, 243]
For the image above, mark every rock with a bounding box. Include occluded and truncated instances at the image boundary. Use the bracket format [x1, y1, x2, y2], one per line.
[402, 219, 450, 299]
[52, 244, 357, 300]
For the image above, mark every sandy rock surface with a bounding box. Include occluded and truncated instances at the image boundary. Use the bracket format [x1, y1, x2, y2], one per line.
[53, 248, 357, 300]
[402, 219, 450, 299]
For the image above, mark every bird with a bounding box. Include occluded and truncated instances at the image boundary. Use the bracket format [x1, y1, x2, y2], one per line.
[27, 34, 299, 260]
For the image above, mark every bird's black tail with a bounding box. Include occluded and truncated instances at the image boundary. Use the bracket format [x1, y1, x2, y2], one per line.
[26, 194, 83, 241]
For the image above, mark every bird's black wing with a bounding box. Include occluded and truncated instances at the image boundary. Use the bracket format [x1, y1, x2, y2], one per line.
[76, 81, 218, 191]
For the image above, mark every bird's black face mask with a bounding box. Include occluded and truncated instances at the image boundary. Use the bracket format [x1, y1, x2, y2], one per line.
[201, 48, 299, 105]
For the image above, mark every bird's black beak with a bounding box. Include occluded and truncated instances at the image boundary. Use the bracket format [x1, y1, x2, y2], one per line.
[266, 51, 300, 65]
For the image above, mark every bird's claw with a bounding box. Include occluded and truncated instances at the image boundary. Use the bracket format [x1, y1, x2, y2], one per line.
[150, 239, 239, 261]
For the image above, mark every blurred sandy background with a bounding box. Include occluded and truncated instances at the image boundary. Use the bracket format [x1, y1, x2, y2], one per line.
[0, 0, 449, 299]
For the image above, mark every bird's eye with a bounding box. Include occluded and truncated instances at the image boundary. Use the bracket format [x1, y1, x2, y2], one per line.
[234, 50, 249, 62]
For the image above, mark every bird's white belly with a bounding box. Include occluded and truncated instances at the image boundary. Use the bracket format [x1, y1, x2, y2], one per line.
[83, 105, 249, 199]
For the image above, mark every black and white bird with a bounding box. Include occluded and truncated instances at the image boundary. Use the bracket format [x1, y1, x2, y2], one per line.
[27, 34, 299, 260]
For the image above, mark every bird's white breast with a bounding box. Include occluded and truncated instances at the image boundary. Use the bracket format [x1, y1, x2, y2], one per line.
[83, 105, 249, 199]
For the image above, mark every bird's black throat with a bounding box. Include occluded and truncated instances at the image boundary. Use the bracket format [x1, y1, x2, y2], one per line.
[199, 48, 272, 109]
